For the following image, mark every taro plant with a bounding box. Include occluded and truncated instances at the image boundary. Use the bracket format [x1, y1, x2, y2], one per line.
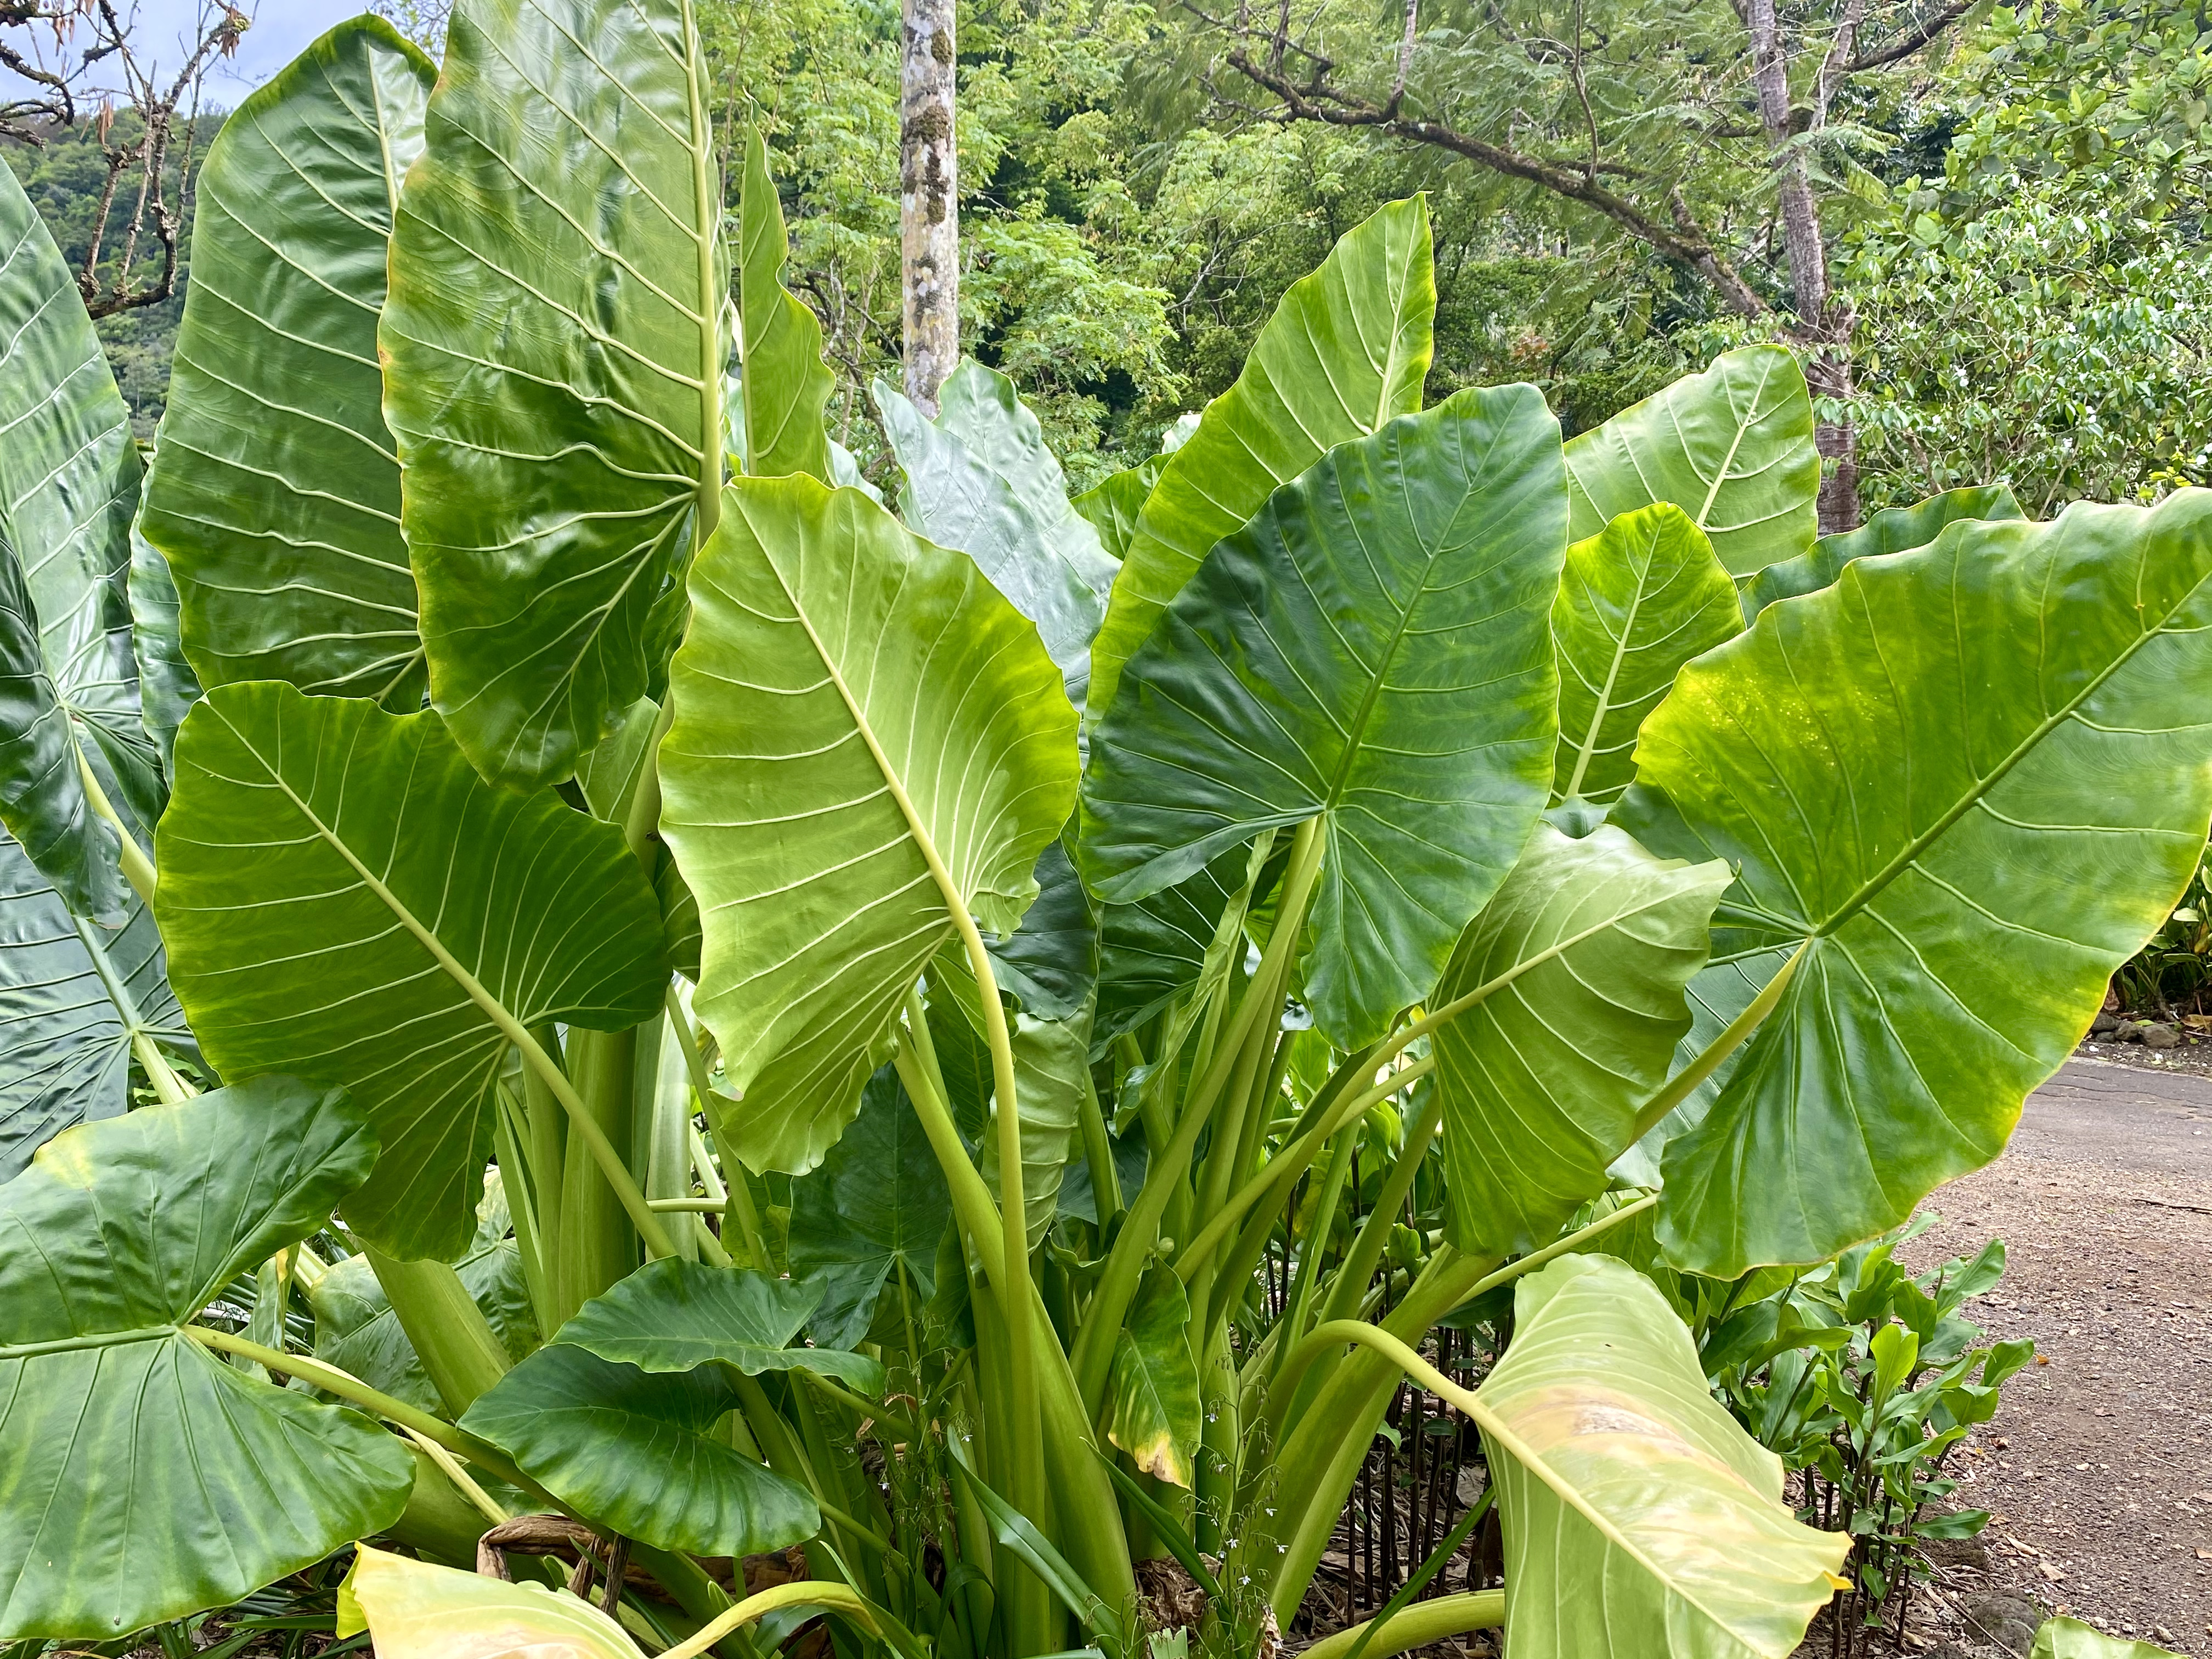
[5, 7, 2212, 1659]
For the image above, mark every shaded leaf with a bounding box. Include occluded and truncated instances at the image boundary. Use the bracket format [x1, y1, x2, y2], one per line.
[1433, 823, 1728, 1257]
[1564, 346, 1818, 580]
[788, 1062, 953, 1350]
[381, 0, 725, 787]
[1105, 1266, 1200, 1488]
[0, 827, 185, 1181]
[557, 1257, 885, 1393]
[141, 19, 435, 709]
[156, 682, 668, 1260]
[126, 521, 199, 770]
[1616, 493, 2212, 1273]
[659, 476, 1077, 1175]
[988, 836, 1097, 1022]
[0, 1079, 412, 1640]
[1081, 386, 1567, 1048]
[981, 998, 1094, 1252]
[1086, 198, 1434, 723]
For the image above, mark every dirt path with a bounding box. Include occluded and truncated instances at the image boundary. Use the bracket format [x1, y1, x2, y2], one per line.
[1894, 1057, 2212, 1655]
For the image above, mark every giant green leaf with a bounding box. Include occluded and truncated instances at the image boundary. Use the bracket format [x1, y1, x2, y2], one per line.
[878, 361, 1116, 707]
[736, 126, 833, 482]
[126, 521, 200, 770]
[0, 1078, 413, 1640]
[980, 998, 1093, 1252]
[0, 828, 187, 1181]
[1741, 483, 2024, 622]
[155, 681, 668, 1260]
[1081, 386, 1567, 1048]
[1432, 824, 1729, 1257]
[141, 19, 434, 710]
[1072, 454, 1163, 565]
[1475, 1254, 1848, 1658]
[788, 1061, 954, 1348]
[312, 1173, 539, 1415]
[1615, 492, 2212, 1274]
[1564, 346, 1819, 580]
[1551, 504, 1741, 810]
[0, 166, 148, 922]
[556, 1258, 885, 1393]
[1086, 197, 1434, 723]
[381, 0, 725, 788]
[1105, 1265, 1201, 1488]
[460, 1340, 820, 1559]
[659, 476, 1078, 1174]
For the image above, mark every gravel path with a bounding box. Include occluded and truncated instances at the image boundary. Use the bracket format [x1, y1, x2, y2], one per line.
[1892, 1056, 2212, 1655]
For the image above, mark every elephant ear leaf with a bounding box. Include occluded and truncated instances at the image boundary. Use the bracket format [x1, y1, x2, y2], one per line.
[1085, 196, 1435, 724]
[1741, 483, 2024, 622]
[382, 0, 726, 788]
[1081, 386, 1567, 1048]
[140, 19, 435, 710]
[1472, 1255, 1849, 1658]
[556, 1258, 887, 1393]
[338, 1545, 645, 1658]
[1615, 492, 2212, 1275]
[736, 125, 834, 482]
[0, 166, 148, 923]
[155, 682, 669, 1261]
[1564, 345, 1819, 582]
[460, 1341, 822, 1559]
[2028, 1617, 2184, 1659]
[1105, 1265, 1201, 1488]
[659, 477, 1077, 1175]
[0, 1077, 413, 1641]
[0, 827, 187, 1181]
[1551, 503, 1741, 812]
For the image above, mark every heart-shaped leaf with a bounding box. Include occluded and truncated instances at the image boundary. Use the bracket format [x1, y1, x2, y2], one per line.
[381, 0, 726, 787]
[1081, 386, 1567, 1047]
[1564, 345, 1818, 581]
[140, 18, 435, 709]
[0, 827, 185, 1180]
[735, 126, 834, 482]
[1433, 823, 1729, 1257]
[1616, 492, 2212, 1273]
[1741, 483, 2024, 622]
[0, 166, 149, 922]
[1551, 504, 1741, 811]
[788, 1062, 954, 1348]
[0, 1077, 413, 1640]
[1475, 1254, 1849, 1658]
[659, 476, 1077, 1175]
[557, 1258, 885, 1393]
[156, 681, 668, 1260]
[1086, 198, 1434, 723]
[459, 1340, 821, 1559]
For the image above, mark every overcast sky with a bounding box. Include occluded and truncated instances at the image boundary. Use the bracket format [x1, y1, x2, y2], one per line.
[3, 2, 370, 110]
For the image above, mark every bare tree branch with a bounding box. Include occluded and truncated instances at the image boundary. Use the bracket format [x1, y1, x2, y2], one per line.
[1841, 0, 1972, 71]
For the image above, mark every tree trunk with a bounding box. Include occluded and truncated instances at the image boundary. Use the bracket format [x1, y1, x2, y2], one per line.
[899, 0, 958, 416]
[1747, 0, 1861, 533]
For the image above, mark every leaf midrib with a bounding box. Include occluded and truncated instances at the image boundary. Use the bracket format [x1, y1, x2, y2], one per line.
[1811, 560, 2212, 941]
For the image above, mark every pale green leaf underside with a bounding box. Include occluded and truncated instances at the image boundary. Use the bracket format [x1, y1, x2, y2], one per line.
[980, 998, 1093, 1252]
[1477, 1256, 1848, 1659]
[1617, 492, 2212, 1274]
[1086, 196, 1435, 725]
[1551, 503, 1741, 808]
[1564, 345, 1818, 580]
[1434, 823, 1728, 1257]
[156, 682, 668, 1261]
[660, 476, 1077, 1176]
[143, 18, 434, 709]
[381, 0, 723, 787]
[0, 1080, 411, 1640]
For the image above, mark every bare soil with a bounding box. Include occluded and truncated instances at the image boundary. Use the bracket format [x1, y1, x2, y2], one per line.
[1880, 1054, 2212, 1656]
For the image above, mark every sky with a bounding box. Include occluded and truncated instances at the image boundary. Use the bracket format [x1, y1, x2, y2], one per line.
[3, 2, 368, 111]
